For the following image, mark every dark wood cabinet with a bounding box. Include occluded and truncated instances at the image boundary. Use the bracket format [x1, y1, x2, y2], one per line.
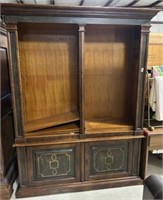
[1, 4, 160, 198]
[0, 23, 17, 200]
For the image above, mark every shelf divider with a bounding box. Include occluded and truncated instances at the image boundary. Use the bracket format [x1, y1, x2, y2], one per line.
[78, 24, 86, 135]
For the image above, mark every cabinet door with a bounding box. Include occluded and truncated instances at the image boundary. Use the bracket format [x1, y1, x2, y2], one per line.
[85, 140, 133, 181]
[26, 143, 80, 186]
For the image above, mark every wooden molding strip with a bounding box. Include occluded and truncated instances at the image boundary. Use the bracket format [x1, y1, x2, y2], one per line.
[14, 135, 145, 147]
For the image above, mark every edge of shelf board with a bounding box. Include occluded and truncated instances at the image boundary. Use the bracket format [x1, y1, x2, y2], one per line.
[24, 110, 79, 133]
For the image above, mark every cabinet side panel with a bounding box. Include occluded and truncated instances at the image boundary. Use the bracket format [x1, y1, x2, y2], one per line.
[7, 28, 23, 137]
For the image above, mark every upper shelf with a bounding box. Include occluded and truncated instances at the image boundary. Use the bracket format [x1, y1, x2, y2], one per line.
[85, 119, 133, 133]
[24, 111, 79, 133]
[25, 122, 79, 138]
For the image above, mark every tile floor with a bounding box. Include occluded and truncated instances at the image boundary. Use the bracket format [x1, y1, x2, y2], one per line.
[10, 153, 163, 200]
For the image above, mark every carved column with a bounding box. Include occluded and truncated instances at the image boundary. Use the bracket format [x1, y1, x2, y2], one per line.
[135, 25, 151, 130]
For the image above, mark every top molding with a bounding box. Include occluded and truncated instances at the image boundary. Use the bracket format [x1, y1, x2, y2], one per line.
[1, 4, 161, 25]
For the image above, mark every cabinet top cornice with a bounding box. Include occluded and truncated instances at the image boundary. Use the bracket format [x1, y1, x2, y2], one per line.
[1, 4, 160, 25]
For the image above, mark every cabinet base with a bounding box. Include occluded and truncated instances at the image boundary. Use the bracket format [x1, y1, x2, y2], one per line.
[16, 176, 143, 198]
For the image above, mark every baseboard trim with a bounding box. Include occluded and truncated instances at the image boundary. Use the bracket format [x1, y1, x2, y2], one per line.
[16, 176, 143, 198]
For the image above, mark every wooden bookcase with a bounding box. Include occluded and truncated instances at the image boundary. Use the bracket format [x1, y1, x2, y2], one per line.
[1, 4, 159, 198]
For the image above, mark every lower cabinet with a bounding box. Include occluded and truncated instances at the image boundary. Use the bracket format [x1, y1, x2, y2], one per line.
[16, 137, 142, 198]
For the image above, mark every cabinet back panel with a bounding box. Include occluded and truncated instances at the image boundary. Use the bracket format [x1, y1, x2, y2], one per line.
[18, 23, 78, 131]
[84, 25, 134, 121]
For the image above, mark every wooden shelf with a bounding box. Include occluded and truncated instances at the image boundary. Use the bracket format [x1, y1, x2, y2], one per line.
[24, 111, 79, 132]
[85, 119, 133, 133]
[25, 122, 79, 138]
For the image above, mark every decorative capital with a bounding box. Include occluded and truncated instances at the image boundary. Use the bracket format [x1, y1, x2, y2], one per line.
[6, 23, 17, 31]
[141, 24, 151, 34]
[78, 24, 86, 32]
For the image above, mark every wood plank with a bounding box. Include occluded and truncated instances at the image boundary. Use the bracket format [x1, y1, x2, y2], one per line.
[25, 123, 79, 137]
[18, 23, 79, 131]
[149, 135, 163, 149]
[24, 110, 79, 132]
[14, 135, 145, 147]
[147, 33, 163, 69]
[144, 127, 163, 136]
[85, 119, 133, 133]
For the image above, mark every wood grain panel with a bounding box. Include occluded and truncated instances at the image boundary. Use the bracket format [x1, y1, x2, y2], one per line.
[25, 123, 79, 138]
[85, 119, 133, 133]
[84, 25, 134, 131]
[147, 33, 163, 69]
[24, 111, 79, 133]
[18, 23, 79, 132]
[149, 134, 163, 150]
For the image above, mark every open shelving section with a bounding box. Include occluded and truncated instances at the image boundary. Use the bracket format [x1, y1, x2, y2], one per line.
[17, 23, 79, 133]
[83, 25, 140, 134]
